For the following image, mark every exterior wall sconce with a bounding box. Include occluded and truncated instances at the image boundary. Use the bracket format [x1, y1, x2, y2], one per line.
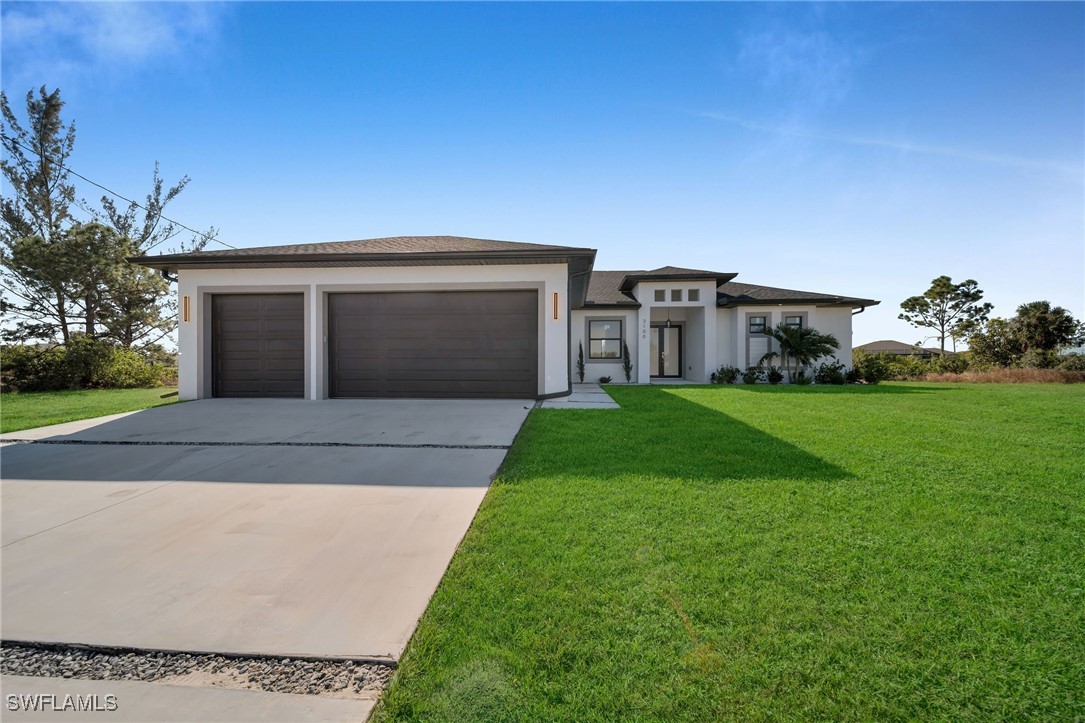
[553, 292, 559, 320]
[183, 296, 190, 323]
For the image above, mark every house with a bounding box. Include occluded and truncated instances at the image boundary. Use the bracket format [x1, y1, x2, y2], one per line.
[854, 340, 950, 358]
[133, 236, 878, 400]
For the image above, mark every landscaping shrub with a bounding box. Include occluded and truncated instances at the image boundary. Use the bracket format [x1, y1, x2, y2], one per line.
[741, 366, 762, 384]
[794, 371, 813, 385]
[0, 340, 171, 392]
[622, 343, 633, 382]
[598, 375, 612, 384]
[851, 350, 892, 384]
[766, 366, 784, 384]
[710, 365, 740, 384]
[813, 361, 847, 385]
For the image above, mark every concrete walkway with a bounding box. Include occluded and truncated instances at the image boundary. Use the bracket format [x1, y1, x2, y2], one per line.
[0, 675, 374, 722]
[540, 383, 620, 409]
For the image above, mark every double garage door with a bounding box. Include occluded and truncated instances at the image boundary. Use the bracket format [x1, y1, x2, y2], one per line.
[212, 291, 538, 399]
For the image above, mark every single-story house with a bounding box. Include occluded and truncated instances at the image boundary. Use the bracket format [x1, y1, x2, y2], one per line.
[133, 236, 879, 400]
[854, 340, 952, 358]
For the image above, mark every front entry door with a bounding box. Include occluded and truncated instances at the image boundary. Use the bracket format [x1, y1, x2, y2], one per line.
[650, 325, 682, 378]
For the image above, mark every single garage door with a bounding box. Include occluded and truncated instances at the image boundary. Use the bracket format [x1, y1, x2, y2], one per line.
[329, 291, 538, 399]
[212, 294, 305, 398]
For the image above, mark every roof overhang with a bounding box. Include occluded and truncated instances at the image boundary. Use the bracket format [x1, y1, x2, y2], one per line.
[716, 296, 880, 309]
[620, 271, 737, 293]
[131, 248, 599, 307]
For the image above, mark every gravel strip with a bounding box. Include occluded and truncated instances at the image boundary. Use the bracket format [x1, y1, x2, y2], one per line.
[0, 643, 392, 699]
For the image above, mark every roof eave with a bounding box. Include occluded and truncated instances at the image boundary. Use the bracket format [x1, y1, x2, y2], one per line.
[716, 297, 881, 309]
[619, 272, 738, 293]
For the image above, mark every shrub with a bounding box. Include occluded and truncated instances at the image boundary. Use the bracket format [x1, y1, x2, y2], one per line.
[1058, 354, 1085, 371]
[851, 350, 892, 385]
[576, 343, 585, 383]
[622, 342, 633, 382]
[741, 366, 762, 384]
[710, 365, 740, 384]
[766, 367, 784, 385]
[598, 375, 612, 384]
[813, 361, 847, 385]
[1017, 348, 1060, 370]
[794, 371, 813, 385]
[0, 340, 170, 392]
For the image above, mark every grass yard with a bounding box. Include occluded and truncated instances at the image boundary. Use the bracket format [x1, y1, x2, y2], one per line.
[0, 387, 179, 433]
[375, 384, 1084, 721]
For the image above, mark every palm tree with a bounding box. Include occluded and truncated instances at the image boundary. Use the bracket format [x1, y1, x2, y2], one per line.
[759, 323, 841, 383]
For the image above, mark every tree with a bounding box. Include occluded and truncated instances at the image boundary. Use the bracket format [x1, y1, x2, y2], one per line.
[899, 276, 993, 356]
[969, 302, 1084, 368]
[759, 323, 840, 382]
[93, 162, 215, 348]
[2, 86, 215, 348]
[1011, 301, 1084, 353]
[1, 86, 78, 342]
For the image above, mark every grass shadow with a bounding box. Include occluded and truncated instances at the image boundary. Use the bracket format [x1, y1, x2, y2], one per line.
[506, 387, 851, 483]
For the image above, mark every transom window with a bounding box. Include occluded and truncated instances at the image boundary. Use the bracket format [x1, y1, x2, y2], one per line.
[654, 289, 666, 302]
[748, 316, 767, 334]
[588, 320, 623, 359]
[671, 289, 683, 302]
[784, 315, 804, 329]
[688, 289, 700, 302]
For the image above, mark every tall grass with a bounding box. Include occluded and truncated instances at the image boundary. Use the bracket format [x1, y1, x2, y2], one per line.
[922, 368, 1085, 383]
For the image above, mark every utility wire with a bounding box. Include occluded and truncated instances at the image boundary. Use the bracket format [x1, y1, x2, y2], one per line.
[5, 136, 236, 250]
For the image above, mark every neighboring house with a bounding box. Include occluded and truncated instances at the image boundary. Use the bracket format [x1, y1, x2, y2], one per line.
[134, 236, 878, 401]
[854, 340, 950, 358]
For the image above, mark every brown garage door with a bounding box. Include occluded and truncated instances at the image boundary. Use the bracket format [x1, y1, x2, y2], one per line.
[329, 291, 538, 399]
[212, 294, 305, 398]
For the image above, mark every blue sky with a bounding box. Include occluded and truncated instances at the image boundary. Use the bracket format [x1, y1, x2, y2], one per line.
[2, 2, 1082, 346]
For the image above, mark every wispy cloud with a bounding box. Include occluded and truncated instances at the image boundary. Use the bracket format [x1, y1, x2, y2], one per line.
[1, 2, 230, 90]
[700, 111, 1083, 178]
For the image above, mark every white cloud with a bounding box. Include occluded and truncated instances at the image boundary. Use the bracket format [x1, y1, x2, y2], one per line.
[699, 112, 1083, 179]
[736, 24, 856, 108]
[1, 2, 229, 89]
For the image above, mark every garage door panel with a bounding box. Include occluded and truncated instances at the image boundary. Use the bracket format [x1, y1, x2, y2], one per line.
[329, 291, 538, 399]
[213, 294, 305, 398]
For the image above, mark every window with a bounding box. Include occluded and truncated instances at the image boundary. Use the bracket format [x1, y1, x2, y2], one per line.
[671, 289, 682, 302]
[588, 320, 623, 359]
[688, 289, 700, 302]
[654, 289, 665, 302]
[748, 316, 767, 334]
[784, 315, 803, 329]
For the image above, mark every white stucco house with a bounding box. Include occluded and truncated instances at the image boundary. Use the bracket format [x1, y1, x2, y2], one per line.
[133, 236, 879, 401]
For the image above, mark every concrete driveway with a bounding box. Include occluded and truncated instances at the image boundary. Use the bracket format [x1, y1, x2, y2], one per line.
[1, 398, 532, 661]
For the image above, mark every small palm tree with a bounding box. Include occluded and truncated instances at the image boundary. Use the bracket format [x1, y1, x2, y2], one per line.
[760, 323, 840, 383]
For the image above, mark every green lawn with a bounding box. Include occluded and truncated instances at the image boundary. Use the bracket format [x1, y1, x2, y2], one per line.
[0, 387, 179, 433]
[375, 384, 1084, 722]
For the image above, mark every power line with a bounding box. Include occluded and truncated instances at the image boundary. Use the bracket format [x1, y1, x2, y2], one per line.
[5, 136, 236, 250]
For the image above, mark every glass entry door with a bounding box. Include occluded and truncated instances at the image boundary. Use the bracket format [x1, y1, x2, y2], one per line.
[650, 325, 682, 378]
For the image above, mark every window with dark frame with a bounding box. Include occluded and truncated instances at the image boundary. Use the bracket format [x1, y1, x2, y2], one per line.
[748, 316, 767, 334]
[588, 320, 623, 359]
[784, 315, 803, 329]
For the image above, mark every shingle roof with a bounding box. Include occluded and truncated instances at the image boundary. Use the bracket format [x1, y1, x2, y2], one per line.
[618, 266, 737, 292]
[583, 270, 642, 307]
[855, 340, 947, 355]
[716, 281, 878, 308]
[144, 235, 587, 259]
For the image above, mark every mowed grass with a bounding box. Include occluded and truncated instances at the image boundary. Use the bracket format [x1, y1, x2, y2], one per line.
[0, 387, 178, 433]
[375, 384, 1084, 722]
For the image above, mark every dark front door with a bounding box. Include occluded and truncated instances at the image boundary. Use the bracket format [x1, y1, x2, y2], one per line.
[212, 294, 305, 398]
[328, 290, 538, 399]
[649, 325, 682, 378]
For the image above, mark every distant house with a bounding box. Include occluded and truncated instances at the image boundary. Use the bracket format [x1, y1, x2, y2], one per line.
[854, 340, 951, 358]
